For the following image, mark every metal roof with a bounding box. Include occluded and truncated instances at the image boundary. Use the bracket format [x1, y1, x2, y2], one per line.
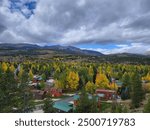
[53, 102, 73, 112]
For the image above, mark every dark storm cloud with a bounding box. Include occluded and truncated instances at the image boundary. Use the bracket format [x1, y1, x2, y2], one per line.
[0, 0, 150, 46]
[125, 14, 150, 30]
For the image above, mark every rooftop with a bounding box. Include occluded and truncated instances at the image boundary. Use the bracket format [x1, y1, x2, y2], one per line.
[53, 102, 73, 112]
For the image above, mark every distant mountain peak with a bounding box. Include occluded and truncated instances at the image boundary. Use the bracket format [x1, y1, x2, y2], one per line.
[46, 45, 104, 56]
[0, 43, 104, 56]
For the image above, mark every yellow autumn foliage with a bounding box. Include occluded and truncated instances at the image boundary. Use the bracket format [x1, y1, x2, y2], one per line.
[85, 81, 95, 94]
[95, 73, 109, 89]
[142, 73, 150, 81]
[1, 62, 8, 72]
[67, 71, 79, 90]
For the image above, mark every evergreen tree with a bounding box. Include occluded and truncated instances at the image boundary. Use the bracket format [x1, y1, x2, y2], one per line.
[121, 72, 131, 99]
[43, 96, 56, 113]
[131, 72, 144, 108]
[143, 98, 150, 113]
[39, 81, 46, 90]
[75, 89, 98, 113]
[0, 70, 34, 112]
[41, 73, 46, 81]
[18, 72, 35, 112]
[0, 70, 18, 112]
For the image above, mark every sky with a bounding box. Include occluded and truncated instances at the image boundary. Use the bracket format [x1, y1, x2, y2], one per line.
[0, 0, 150, 54]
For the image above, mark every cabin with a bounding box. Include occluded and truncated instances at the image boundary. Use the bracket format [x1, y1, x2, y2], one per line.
[96, 89, 116, 100]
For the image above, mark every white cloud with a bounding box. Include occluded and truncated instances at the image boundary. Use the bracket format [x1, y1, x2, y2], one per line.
[0, 0, 150, 54]
[83, 43, 150, 54]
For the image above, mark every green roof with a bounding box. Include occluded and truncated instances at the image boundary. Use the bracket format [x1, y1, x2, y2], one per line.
[53, 102, 73, 112]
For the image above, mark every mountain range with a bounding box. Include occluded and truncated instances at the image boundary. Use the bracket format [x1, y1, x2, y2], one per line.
[0, 43, 149, 57]
[0, 43, 103, 56]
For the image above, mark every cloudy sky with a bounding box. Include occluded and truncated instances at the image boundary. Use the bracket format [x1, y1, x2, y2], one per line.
[0, 0, 150, 54]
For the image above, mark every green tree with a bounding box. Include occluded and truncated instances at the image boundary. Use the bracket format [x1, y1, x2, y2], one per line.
[43, 96, 56, 113]
[0, 70, 18, 112]
[75, 89, 98, 113]
[143, 98, 150, 113]
[121, 72, 131, 100]
[0, 70, 34, 112]
[40, 81, 46, 89]
[131, 72, 144, 108]
[41, 73, 46, 81]
[14, 72, 34, 112]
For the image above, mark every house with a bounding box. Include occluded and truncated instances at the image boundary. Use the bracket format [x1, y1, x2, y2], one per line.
[46, 77, 55, 87]
[73, 94, 100, 105]
[49, 87, 62, 97]
[96, 89, 116, 100]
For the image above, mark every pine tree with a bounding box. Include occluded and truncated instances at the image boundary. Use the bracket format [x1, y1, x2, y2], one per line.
[0, 70, 18, 112]
[75, 89, 98, 113]
[15, 72, 34, 112]
[131, 72, 144, 108]
[43, 96, 56, 113]
[39, 81, 46, 90]
[121, 72, 131, 99]
[0, 70, 34, 112]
